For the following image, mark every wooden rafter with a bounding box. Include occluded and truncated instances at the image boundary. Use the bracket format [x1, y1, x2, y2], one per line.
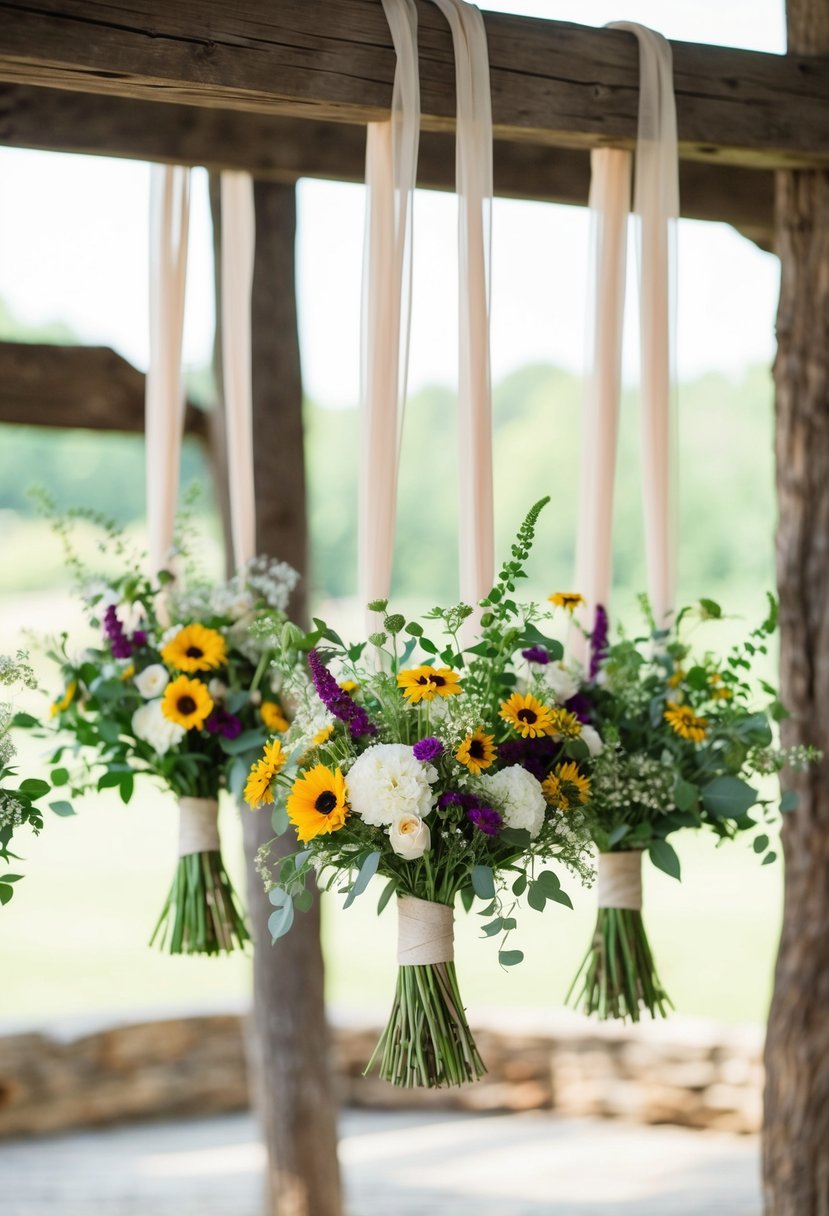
[0, 2, 826, 171]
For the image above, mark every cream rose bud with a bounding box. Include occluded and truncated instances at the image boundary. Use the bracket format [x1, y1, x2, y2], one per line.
[134, 664, 170, 700]
[208, 678, 229, 701]
[389, 814, 431, 860]
[580, 724, 603, 756]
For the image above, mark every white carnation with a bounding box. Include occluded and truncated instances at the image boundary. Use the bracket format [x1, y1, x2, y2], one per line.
[481, 764, 546, 839]
[132, 699, 185, 756]
[134, 664, 170, 700]
[542, 661, 581, 704]
[345, 743, 437, 827]
[580, 724, 604, 756]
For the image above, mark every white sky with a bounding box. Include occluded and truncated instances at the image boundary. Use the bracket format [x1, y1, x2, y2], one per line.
[0, 1, 784, 408]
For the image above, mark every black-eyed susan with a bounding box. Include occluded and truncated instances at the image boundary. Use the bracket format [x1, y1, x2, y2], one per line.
[455, 729, 496, 775]
[50, 680, 77, 718]
[260, 701, 289, 732]
[161, 675, 214, 730]
[664, 701, 707, 743]
[287, 763, 349, 842]
[244, 739, 286, 807]
[548, 592, 585, 612]
[499, 691, 555, 739]
[397, 665, 462, 704]
[161, 623, 227, 673]
[312, 724, 335, 747]
[542, 761, 591, 810]
[549, 707, 583, 740]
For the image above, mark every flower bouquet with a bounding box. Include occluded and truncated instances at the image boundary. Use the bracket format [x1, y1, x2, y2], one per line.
[568, 595, 816, 1021]
[247, 500, 594, 1087]
[24, 512, 299, 954]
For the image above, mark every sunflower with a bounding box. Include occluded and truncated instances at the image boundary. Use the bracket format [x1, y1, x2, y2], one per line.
[548, 592, 585, 612]
[50, 680, 77, 718]
[542, 761, 591, 810]
[161, 623, 227, 673]
[244, 739, 286, 807]
[397, 665, 462, 704]
[161, 675, 214, 730]
[287, 764, 349, 842]
[499, 691, 555, 739]
[549, 708, 583, 739]
[312, 724, 335, 747]
[664, 701, 708, 742]
[260, 701, 289, 732]
[455, 729, 496, 775]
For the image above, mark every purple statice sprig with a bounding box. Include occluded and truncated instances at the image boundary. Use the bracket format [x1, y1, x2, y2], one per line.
[521, 645, 550, 665]
[307, 649, 376, 738]
[413, 736, 443, 762]
[103, 604, 133, 660]
[589, 603, 609, 680]
[204, 706, 243, 740]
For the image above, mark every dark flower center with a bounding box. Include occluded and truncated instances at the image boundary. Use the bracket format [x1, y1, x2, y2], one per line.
[315, 791, 338, 815]
[186, 646, 204, 658]
[178, 696, 197, 715]
[416, 675, 430, 686]
[469, 739, 485, 759]
[431, 674, 446, 687]
[517, 708, 537, 723]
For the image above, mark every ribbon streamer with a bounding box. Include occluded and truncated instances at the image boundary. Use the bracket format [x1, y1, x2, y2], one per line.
[397, 895, 455, 964]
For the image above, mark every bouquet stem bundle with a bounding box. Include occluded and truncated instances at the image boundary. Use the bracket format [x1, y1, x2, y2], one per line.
[367, 897, 486, 1088]
[150, 797, 249, 955]
[568, 851, 671, 1022]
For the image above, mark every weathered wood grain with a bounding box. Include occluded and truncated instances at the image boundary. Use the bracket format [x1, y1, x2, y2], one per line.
[0, 2, 826, 168]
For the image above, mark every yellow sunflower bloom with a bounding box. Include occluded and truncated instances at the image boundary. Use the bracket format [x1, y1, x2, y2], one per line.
[549, 708, 583, 739]
[161, 623, 227, 673]
[397, 665, 462, 704]
[455, 729, 496, 775]
[244, 739, 286, 808]
[50, 680, 78, 718]
[542, 761, 591, 810]
[499, 691, 555, 739]
[312, 724, 335, 747]
[260, 701, 289, 732]
[287, 764, 349, 842]
[161, 675, 214, 730]
[548, 592, 585, 612]
[664, 701, 707, 743]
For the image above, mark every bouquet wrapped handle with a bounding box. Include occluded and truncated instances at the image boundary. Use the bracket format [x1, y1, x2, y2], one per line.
[397, 895, 454, 964]
[178, 796, 221, 855]
[597, 850, 642, 910]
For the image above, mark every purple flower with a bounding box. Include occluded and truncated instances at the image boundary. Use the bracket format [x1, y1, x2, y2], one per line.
[467, 805, 503, 836]
[103, 604, 132, 659]
[204, 707, 243, 740]
[589, 604, 609, 680]
[521, 645, 550, 665]
[413, 736, 444, 762]
[307, 649, 376, 738]
[564, 692, 592, 725]
[132, 630, 148, 648]
[438, 790, 477, 810]
[498, 736, 557, 782]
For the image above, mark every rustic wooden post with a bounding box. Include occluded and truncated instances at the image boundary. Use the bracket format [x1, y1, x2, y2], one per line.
[763, 3, 829, 1212]
[210, 175, 343, 1216]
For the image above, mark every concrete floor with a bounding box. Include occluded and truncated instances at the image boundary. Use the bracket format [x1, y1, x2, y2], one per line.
[1, 1109, 761, 1216]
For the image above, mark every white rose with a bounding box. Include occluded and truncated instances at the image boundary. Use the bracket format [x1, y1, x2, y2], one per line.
[345, 743, 437, 827]
[208, 678, 229, 701]
[134, 664, 170, 700]
[580, 724, 603, 756]
[389, 813, 431, 860]
[480, 764, 547, 840]
[543, 661, 581, 704]
[132, 699, 185, 756]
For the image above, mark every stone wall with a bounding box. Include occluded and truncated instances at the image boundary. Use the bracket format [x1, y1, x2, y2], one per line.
[0, 1010, 763, 1139]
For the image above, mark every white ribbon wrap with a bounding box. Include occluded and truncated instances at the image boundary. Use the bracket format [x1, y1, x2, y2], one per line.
[597, 851, 643, 911]
[397, 896, 455, 965]
[573, 23, 678, 654]
[178, 797, 220, 857]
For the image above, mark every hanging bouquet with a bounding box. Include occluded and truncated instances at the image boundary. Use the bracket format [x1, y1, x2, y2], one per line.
[247, 499, 595, 1088]
[568, 595, 817, 1022]
[20, 509, 299, 954]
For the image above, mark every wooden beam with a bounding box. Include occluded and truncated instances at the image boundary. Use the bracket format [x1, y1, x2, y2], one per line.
[0, 342, 208, 440]
[0, 3, 826, 170]
[0, 85, 774, 248]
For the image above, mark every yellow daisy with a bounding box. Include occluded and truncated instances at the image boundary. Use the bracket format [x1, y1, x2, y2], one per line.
[50, 680, 77, 718]
[161, 675, 214, 730]
[161, 623, 227, 673]
[312, 724, 335, 747]
[455, 729, 496, 775]
[397, 665, 462, 704]
[260, 701, 289, 732]
[667, 667, 685, 689]
[548, 592, 585, 612]
[549, 708, 583, 739]
[244, 739, 286, 808]
[339, 680, 358, 694]
[499, 691, 555, 739]
[708, 673, 733, 701]
[542, 761, 591, 810]
[287, 764, 349, 842]
[121, 664, 135, 682]
[664, 701, 707, 743]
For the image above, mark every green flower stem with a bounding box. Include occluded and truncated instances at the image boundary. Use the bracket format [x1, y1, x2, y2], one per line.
[568, 906, 672, 1022]
[150, 850, 250, 956]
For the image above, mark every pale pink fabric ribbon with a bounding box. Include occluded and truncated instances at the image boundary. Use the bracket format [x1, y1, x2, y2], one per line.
[574, 24, 678, 658]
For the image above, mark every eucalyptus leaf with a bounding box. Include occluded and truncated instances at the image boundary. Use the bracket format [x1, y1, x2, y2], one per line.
[268, 899, 295, 942]
[343, 850, 381, 909]
[649, 839, 681, 881]
[471, 864, 496, 900]
[498, 949, 524, 967]
[49, 800, 75, 817]
[702, 775, 759, 819]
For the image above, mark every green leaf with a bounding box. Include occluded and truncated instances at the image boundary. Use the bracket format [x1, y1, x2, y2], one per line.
[762, 850, 778, 866]
[0, 884, 13, 906]
[18, 778, 50, 799]
[547, 888, 573, 910]
[377, 878, 397, 915]
[734, 712, 773, 748]
[0, 874, 23, 883]
[49, 800, 76, 817]
[607, 824, 631, 846]
[119, 773, 134, 804]
[471, 864, 496, 900]
[511, 873, 527, 897]
[268, 886, 290, 907]
[271, 804, 290, 835]
[699, 598, 722, 619]
[268, 899, 295, 942]
[536, 870, 561, 896]
[481, 918, 504, 937]
[780, 790, 799, 813]
[499, 827, 532, 849]
[674, 778, 698, 812]
[498, 949, 524, 967]
[702, 775, 759, 819]
[649, 839, 681, 881]
[97, 771, 123, 791]
[527, 881, 547, 912]
[419, 637, 439, 655]
[294, 889, 314, 914]
[343, 850, 381, 909]
[220, 729, 267, 756]
[98, 720, 121, 744]
[753, 834, 770, 854]
[49, 767, 70, 787]
[459, 885, 475, 913]
[11, 711, 39, 729]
